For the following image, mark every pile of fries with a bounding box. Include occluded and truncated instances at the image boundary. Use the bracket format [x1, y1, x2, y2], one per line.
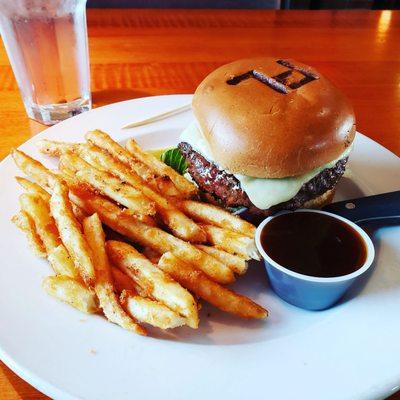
[11, 130, 267, 335]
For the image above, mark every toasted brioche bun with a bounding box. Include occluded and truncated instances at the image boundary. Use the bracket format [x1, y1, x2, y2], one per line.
[193, 57, 355, 178]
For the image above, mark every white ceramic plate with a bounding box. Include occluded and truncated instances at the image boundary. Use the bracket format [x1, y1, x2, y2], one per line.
[0, 95, 399, 400]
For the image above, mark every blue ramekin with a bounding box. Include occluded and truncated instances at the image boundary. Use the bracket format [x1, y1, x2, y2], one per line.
[255, 209, 375, 311]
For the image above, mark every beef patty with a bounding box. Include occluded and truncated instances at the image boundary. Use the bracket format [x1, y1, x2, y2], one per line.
[179, 141, 348, 215]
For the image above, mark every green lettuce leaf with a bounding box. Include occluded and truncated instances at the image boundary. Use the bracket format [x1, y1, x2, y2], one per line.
[160, 147, 188, 175]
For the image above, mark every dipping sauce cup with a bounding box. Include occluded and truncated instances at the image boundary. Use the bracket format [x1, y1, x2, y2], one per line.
[255, 209, 375, 311]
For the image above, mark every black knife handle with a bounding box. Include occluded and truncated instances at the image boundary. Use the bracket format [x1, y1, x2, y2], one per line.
[322, 191, 400, 224]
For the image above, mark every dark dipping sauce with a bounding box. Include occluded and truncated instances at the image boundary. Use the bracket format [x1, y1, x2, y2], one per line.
[260, 212, 367, 278]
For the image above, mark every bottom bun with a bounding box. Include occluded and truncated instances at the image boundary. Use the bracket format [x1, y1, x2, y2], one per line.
[302, 188, 336, 210]
[236, 188, 337, 226]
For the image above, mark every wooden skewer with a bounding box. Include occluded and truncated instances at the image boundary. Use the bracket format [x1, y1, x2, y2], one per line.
[121, 103, 191, 129]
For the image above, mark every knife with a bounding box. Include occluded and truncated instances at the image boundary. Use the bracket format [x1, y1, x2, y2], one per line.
[322, 190, 400, 225]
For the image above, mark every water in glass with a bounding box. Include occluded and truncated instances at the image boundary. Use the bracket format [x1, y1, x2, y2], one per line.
[0, 0, 91, 125]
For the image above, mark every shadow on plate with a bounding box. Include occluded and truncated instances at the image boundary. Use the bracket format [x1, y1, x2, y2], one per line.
[334, 176, 365, 200]
[92, 89, 151, 107]
[347, 156, 400, 195]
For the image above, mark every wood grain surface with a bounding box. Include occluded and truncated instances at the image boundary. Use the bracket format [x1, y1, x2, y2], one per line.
[0, 8, 399, 400]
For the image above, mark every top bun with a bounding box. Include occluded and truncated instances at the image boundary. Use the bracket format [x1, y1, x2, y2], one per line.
[192, 57, 356, 178]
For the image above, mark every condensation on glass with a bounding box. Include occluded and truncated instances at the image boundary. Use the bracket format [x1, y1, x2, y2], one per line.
[0, 0, 91, 125]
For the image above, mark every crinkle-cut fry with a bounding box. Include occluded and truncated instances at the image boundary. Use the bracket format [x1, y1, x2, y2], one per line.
[59, 152, 156, 217]
[47, 244, 80, 279]
[196, 245, 248, 275]
[120, 290, 186, 330]
[12, 149, 60, 190]
[19, 193, 60, 251]
[77, 144, 205, 243]
[106, 240, 199, 329]
[179, 200, 256, 238]
[83, 214, 146, 335]
[201, 224, 261, 261]
[126, 138, 197, 198]
[50, 181, 95, 287]
[42, 275, 99, 314]
[85, 130, 156, 183]
[11, 211, 47, 258]
[15, 176, 50, 202]
[68, 187, 234, 285]
[158, 253, 268, 320]
[37, 139, 81, 157]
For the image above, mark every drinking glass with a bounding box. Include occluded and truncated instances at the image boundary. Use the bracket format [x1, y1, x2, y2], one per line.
[0, 0, 91, 125]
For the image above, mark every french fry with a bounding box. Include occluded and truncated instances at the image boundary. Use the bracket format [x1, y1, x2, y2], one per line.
[19, 193, 60, 250]
[120, 290, 186, 330]
[14, 154, 87, 225]
[55, 168, 91, 225]
[111, 268, 188, 329]
[158, 253, 268, 320]
[196, 245, 248, 275]
[201, 224, 261, 261]
[71, 202, 88, 224]
[85, 130, 180, 197]
[50, 181, 95, 286]
[15, 176, 50, 202]
[60, 166, 156, 227]
[179, 200, 256, 238]
[106, 240, 199, 329]
[153, 203, 206, 243]
[19, 193, 79, 278]
[12, 149, 60, 190]
[37, 139, 80, 157]
[69, 188, 234, 285]
[152, 175, 181, 198]
[11, 211, 47, 258]
[111, 267, 139, 294]
[12, 144, 264, 332]
[126, 138, 197, 198]
[111, 267, 150, 298]
[83, 214, 146, 335]
[85, 130, 157, 184]
[42, 275, 99, 314]
[59, 152, 156, 217]
[47, 245, 80, 278]
[142, 247, 161, 264]
[77, 144, 205, 242]
[14, 157, 87, 229]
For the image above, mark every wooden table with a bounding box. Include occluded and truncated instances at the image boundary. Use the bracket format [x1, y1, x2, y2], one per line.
[0, 8, 399, 400]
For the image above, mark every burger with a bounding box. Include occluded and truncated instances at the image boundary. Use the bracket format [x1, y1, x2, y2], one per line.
[178, 57, 355, 216]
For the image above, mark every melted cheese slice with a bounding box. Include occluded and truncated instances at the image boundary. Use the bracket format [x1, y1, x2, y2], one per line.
[180, 122, 351, 210]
